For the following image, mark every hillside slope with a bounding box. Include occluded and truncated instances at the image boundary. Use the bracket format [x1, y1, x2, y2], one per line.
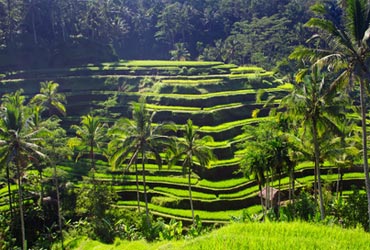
[0, 60, 366, 222]
[59, 222, 370, 250]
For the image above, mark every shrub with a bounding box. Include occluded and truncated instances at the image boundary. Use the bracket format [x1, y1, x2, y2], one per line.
[340, 188, 368, 230]
[281, 191, 317, 221]
[156, 218, 183, 240]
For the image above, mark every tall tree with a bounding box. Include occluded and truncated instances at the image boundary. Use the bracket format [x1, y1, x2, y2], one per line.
[241, 120, 291, 216]
[0, 91, 45, 250]
[31, 81, 68, 249]
[290, 0, 370, 226]
[167, 119, 214, 225]
[280, 66, 346, 220]
[109, 97, 173, 227]
[31, 81, 66, 117]
[68, 115, 107, 178]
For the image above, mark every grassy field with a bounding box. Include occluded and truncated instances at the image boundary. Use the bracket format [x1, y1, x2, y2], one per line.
[57, 221, 370, 250]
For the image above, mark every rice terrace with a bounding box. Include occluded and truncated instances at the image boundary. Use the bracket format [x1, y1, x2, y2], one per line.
[1, 0, 370, 249]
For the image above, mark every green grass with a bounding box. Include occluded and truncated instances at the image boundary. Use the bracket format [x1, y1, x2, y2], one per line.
[117, 201, 245, 221]
[60, 221, 370, 250]
[161, 78, 223, 85]
[0, 185, 17, 196]
[198, 178, 249, 189]
[230, 66, 265, 73]
[112, 175, 199, 186]
[218, 185, 259, 199]
[146, 102, 244, 112]
[167, 222, 370, 250]
[116, 60, 224, 67]
[199, 117, 269, 133]
[229, 71, 274, 79]
[153, 187, 217, 200]
[59, 236, 169, 250]
[140, 87, 286, 100]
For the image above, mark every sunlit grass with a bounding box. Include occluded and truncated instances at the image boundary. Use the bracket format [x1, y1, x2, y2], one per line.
[161, 78, 223, 84]
[229, 72, 274, 79]
[199, 117, 269, 133]
[59, 221, 370, 250]
[116, 201, 248, 221]
[153, 187, 217, 200]
[146, 102, 243, 112]
[166, 222, 370, 250]
[198, 178, 249, 189]
[230, 66, 265, 73]
[116, 60, 224, 67]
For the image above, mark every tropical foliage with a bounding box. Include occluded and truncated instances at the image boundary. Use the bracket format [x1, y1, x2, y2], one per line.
[1, 0, 370, 248]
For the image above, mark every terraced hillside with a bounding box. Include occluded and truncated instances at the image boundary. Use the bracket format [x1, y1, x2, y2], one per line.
[0, 60, 366, 222]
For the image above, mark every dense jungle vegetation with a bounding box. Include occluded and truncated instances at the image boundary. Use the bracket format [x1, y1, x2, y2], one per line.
[2, 0, 370, 249]
[0, 0, 314, 70]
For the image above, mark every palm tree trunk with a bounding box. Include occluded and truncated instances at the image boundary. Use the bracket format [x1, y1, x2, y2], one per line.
[135, 163, 141, 213]
[141, 150, 150, 227]
[288, 172, 292, 202]
[39, 169, 44, 207]
[266, 173, 270, 210]
[6, 153, 13, 222]
[336, 167, 341, 199]
[339, 172, 344, 198]
[278, 172, 281, 218]
[188, 166, 195, 225]
[53, 163, 64, 250]
[359, 78, 370, 230]
[90, 143, 95, 180]
[271, 170, 274, 210]
[312, 118, 325, 220]
[314, 162, 317, 203]
[259, 183, 265, 219]
[16, 163, 26, 250]
[290, 166, 295, 218]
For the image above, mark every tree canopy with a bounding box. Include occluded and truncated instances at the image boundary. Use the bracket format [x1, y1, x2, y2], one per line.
[0, 0, 315, 69]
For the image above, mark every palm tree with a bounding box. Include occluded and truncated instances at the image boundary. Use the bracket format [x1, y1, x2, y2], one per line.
[37, 117, 71, 250]
[31, 80, 67, 249]
[280, 67, 346, 220]
[109, 97, 174, 227]
[290, 0, 370, 225]
[0, 91, 45, 250]
[241, 148, 267, 215]
[167, 119, 215, 224]
[241, 121, 291, 216]
[325, 118, 359, 198]
[170, 43, 191, 61]
[69, 115, 107, 178]
[31, 81, 66, 117]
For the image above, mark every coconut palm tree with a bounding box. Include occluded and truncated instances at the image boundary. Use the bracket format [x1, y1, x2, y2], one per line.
[31, 80, 66, 117]
[167, 119, 215, 225]
[31, 81, 67, 249]
[241, 121, 291, 216]
[69, 115, 107, 178]
[289, 0, 370, 225]
[109, 97, 174, 227]
[280, 67, 347, 220]
[37, 117, 70, 250]
[0, 91, 46, 250]
[241, 148, 268, 215]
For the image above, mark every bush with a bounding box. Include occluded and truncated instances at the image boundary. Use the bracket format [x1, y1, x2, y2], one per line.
[340, 189, 368, 230]
[281, 191, 317, 222]
[156, 218, 183, 240]
[0, 211, 15, 250]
